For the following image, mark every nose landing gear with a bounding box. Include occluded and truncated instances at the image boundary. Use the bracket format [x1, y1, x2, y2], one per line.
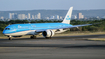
[8, 36, 12, 40]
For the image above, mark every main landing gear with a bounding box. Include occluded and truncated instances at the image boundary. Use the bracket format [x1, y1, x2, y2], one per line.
[45, 37, 51, 39]
[30, 35, 36, 39]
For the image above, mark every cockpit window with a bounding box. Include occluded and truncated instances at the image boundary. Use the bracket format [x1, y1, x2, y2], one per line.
[5, 28, 10, 30]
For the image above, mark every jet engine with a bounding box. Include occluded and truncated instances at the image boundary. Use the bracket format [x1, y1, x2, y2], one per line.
[42, 30, 55, 38]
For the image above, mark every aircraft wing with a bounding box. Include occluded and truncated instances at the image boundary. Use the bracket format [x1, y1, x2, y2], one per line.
[36, 24, 92, 32]
[72, 24, 92, 27]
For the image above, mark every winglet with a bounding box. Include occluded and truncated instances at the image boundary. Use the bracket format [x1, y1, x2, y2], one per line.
[62, 7, 73, 24]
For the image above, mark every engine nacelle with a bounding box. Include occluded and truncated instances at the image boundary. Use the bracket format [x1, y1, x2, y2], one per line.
[42, 30, 55, 38]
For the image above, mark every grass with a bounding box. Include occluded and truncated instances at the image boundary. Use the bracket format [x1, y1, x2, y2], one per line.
[0, 31, 5, 37]
[88, 38, 105, 41]
[55, 31, 105, 36]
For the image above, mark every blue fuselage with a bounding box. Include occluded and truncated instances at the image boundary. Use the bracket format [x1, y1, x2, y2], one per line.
[3, 23, 72, 35]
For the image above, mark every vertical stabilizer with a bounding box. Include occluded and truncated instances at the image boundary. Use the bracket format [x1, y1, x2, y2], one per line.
[62, 7, 73, 24]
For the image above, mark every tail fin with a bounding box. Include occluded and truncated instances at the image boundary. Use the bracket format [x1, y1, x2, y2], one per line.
[62, 7, 73, 24]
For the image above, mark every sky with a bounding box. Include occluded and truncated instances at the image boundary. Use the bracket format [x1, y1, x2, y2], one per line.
[0, 0, 105, 11]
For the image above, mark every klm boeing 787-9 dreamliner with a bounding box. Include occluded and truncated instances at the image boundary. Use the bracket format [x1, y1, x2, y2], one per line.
[3, 7, 92, 40]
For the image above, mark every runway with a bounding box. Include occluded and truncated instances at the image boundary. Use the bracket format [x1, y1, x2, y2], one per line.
[0, 34, 105, 59]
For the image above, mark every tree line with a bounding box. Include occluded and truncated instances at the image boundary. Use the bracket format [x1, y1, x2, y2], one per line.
[0, 19, 105, 32]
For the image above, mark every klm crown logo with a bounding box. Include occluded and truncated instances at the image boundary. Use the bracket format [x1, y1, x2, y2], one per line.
[66, 15, 70, 20]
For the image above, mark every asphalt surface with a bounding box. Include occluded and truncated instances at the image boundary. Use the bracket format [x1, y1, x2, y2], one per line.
[0, 34, 105, 59]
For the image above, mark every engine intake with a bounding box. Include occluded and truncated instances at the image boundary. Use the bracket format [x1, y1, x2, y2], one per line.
[42, 30, 55, 38]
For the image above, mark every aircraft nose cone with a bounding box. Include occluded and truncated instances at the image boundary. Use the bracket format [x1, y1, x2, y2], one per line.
[2, 30, 6, 34]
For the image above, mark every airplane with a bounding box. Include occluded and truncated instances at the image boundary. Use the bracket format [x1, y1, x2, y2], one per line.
[3, 7, 93, 40]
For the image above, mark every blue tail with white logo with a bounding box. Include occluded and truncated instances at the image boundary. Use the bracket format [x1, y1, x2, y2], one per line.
[62, 7, 73, 24]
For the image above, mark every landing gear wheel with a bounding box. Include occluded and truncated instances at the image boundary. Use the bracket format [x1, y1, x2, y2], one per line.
[30, 35, 36, 39]
[46, 37, 51, 39]
[8, 36, 12, 40]
[9, 38, 12, 40]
